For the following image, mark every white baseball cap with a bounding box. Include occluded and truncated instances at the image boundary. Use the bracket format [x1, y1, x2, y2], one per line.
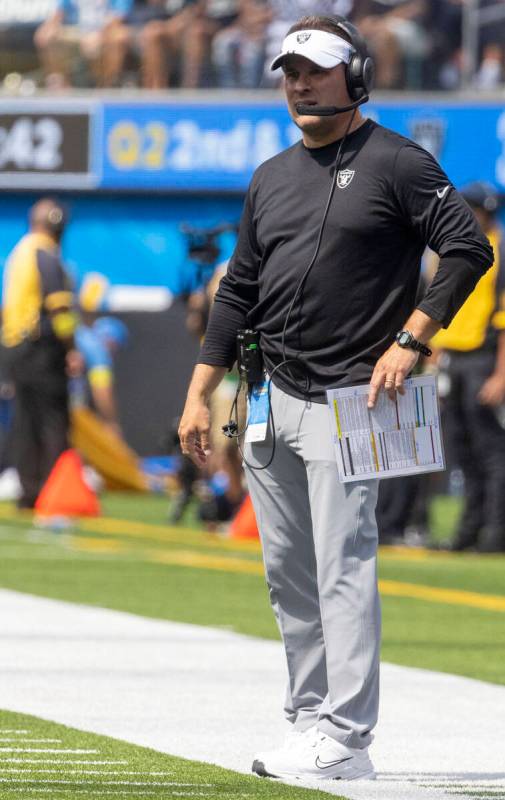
[270, 29, 354, 71]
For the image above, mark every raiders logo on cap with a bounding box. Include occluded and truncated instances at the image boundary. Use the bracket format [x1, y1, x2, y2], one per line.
[296, 32, 311, 44]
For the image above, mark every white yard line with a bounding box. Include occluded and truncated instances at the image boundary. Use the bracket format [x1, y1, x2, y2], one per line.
[0, 779, 213, 786]
[0, 589, 504, 800]
[0, 730, 30, 734]
[0, 738, 62, 743]
[0, 748, 99, 753]
[0, 759, 128, 765]
[0, 770, 176, 776]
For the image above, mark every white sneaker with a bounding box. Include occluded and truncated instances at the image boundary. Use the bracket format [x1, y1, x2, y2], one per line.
[252, 729, 375, 781]
[253, 726, 316, 765]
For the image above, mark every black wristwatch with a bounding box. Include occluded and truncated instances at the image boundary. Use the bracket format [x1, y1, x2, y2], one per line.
[395, 330, 432, 357]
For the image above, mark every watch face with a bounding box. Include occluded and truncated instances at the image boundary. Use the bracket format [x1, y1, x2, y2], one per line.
[397, 332, 411, 346]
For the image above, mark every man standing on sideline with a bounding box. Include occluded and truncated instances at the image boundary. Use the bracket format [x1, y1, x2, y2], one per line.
[2, 198, 82, 509]
[431, 181, 505, 553]
[179, 15, 493, 782]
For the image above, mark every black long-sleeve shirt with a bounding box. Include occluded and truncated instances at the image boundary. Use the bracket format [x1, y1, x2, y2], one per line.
[199, 119, 493, 402]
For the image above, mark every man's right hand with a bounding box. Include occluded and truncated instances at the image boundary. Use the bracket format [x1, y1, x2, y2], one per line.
[178, 396, 212, 466]
[178, 364, 227, 465]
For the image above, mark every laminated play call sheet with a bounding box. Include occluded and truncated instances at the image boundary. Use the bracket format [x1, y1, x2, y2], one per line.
[327, 375, 444, 483]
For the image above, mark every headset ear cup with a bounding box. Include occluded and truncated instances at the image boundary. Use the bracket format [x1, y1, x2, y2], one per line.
[362, 56, 375, 94]
[346, 53, 375, 100]
[346, 53, 363, 100]
[335, 17, 375, 101]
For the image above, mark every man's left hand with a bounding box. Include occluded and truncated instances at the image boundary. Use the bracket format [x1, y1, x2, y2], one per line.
[368, 344, 419, 408]
[478, 373, 505, 407]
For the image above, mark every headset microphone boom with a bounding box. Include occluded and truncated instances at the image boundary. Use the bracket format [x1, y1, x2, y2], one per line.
[295, 95, 369, 117]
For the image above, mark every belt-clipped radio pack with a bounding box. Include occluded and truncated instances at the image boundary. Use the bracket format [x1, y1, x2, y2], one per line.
[236, 329, 263, 385]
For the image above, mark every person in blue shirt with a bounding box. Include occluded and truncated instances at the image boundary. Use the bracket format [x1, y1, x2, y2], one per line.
[74, 316, 128, 437]
[34, 0, 132, 87]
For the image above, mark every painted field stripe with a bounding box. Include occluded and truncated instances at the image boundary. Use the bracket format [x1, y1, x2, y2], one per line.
[1, 791, 159, 796]
[0, 779, 213, 787]
[0, 748, 99, 754]
[68, 538, 263, 575]
[68, 536, 505, 612]
[65, 537, 126, 554]
[0, 730, 30, 734]
[151, 550, 505, 612]
[0, 760, 128, 765]
[379, 579, 505, 612]
[152, 548, 264, 575]
[1, 770, 175, 776]
[4, 504, 504, 565]
[3, 504, 505, 614]
[0, 505, 261, 554]
[80, 516, 261, 554]
[0, 739, 61, 743]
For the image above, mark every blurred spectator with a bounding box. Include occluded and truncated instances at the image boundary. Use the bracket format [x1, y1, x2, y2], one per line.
[425, 0, 463, 90]
[34, 0, 133, 88]
[125, 0, 241, 90]
[212, 0, 273, 88]
[376, 474, 430, 546]
[1, 199, 82, 509]
[0, 0, 54, 86]
[352, 0, 430, 89]
[475, 0, 505, 89]
[5, 0, 505, 90]
[430, 182, 505, 553]
[102, 0, 199, 89]
[183, 0, 240, 88]
[74, 316, 129, 437]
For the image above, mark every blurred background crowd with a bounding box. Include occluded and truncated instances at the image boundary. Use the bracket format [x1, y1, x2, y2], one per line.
[1, 0, 505, 93]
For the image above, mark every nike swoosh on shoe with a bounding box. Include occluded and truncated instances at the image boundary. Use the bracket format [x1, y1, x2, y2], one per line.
[315, 755, 353, 770]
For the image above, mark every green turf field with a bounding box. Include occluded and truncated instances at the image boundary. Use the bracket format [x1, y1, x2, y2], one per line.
[0, 493, 503, 686]
[0, 493, 504, 800]
[0, 709, 329, 800]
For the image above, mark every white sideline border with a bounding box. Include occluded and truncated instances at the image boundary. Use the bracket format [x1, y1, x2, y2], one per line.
[0, 588, 504, 800]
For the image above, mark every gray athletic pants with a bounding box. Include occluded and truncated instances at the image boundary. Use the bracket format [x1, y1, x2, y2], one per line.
[244, 381, 380, 750]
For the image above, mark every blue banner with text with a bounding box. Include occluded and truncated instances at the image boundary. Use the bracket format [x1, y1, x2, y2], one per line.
[100, 100, 505, 192]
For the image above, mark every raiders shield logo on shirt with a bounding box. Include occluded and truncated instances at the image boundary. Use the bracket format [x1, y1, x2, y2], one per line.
[297, 32, 311, 43]
[337, 169, 355, 189]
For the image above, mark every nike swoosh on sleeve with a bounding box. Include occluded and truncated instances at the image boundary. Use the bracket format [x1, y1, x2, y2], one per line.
[436, 186, 450, 199]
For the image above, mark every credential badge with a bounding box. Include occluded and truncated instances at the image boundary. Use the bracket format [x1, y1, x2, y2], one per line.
[337, 169, 355, 189]
[297, 32, 311, 44]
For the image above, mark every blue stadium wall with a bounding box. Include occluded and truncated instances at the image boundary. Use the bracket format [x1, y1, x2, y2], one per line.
[1, 95, 504, 454]
[1, 95, 504, 295]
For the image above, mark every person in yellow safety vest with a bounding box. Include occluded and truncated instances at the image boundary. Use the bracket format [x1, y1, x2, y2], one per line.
[431, 181, 505, 552]
[1, 198, 83, 509]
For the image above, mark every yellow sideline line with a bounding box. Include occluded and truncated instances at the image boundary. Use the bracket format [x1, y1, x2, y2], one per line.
[68, 535, 505, 613]
[0, 504, 494, 562]
[153, 548, 265, 575]
[1, 504, 504, 611]
[379, 579, 505, 613]
[79, 515, 263, 554]
[71, 537, 265, 575]
[76, 517, 505, 563]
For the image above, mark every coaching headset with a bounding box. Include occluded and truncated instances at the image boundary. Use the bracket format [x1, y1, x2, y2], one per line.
[295, 16, 375, 117]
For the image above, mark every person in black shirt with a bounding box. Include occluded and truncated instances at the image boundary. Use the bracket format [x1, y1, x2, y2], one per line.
[2, 199, 83, 508]
[179, 14, 492, 783]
